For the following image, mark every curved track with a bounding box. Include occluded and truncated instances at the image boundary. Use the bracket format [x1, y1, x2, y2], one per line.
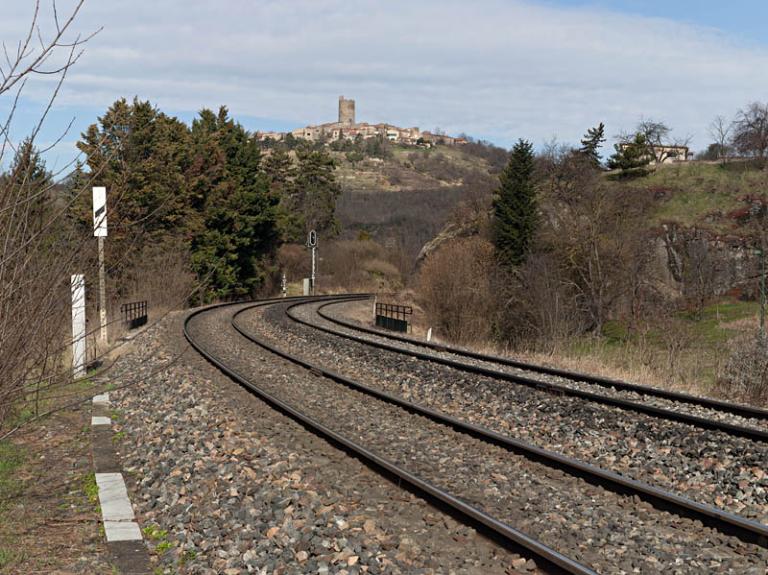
[185, 296, 596, 575]
[276, 298, 768, 524]
[185, 296, 768, 574]
[297, 298, 768, 442]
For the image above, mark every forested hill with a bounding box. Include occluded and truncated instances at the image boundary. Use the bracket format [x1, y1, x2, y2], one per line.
[332, 138, 768, 278]
[331, 140, 507, 263]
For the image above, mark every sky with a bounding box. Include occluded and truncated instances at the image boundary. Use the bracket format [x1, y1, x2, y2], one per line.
[3, 0, 768, 171]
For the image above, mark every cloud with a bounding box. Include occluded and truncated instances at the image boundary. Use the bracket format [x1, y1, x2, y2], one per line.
[4, 0, 768, 151]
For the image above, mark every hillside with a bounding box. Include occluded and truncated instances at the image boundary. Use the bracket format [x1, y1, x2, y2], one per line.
[333, 143, 503, 262]
[333, 143, 767, 279]
[334, 144, 500, 193]
[632, 160, 767, 235]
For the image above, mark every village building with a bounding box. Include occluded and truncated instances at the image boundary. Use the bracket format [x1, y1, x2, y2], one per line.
[255, 97, 465, 147]
[618, 142, 691, 164]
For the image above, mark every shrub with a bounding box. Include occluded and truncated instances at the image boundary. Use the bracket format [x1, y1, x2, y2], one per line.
[417, 237, 498, 344]
[717, 334, 768, 405]
[277, 244, 311, 283]
[321, 239, 402, 291]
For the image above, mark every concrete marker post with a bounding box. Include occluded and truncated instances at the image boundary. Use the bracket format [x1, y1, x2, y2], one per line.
[71, 274, 86, 379]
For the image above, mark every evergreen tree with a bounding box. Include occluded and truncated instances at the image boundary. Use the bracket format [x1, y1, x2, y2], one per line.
[77, 100, 281, 300]
[606, 133, 651, 174]
[186, 107, 279, 297]
[62, 160, 92, 234]
[285, 148, 342, 241]
[493, 139, 537, 268]
[263, 149, 301, 242]
[77, 97, 192, 245]
[2, 139, 53, 239]
[263, 148, 294, 197]
[579, 122, 606, 168]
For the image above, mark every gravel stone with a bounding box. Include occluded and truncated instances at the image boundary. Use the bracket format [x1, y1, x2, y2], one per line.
[186, 302, 768, 574]
[107, 309, 521, 574]
[259, 299, 768, 525]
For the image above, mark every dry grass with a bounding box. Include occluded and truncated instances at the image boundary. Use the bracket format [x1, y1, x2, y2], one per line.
[336, 296, 767, 406]
[0, 407, 112, 574]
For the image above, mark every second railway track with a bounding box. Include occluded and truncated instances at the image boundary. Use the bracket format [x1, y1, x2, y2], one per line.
[302, 298, 768, 441]
[249, 297, 768, 527]
[187, 297, 768, 574]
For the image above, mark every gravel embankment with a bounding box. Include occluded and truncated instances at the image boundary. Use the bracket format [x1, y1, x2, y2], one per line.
[194, 303, 768, 574]
[108, 307, 524, 575]
[246, 300, 768, 526]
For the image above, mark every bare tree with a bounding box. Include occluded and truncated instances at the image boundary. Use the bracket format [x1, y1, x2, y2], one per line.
[682, 231, 718, 319]
[732, 102, 768, 165]
[0, 2, 98, 429]
[417, 237, 498, 344]
[636, 119, 669, 163]
[708, 115, 733, 163]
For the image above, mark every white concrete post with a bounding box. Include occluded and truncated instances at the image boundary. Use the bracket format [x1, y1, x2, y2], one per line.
[303, 278, 311, 296]
[71, 274, 86, 379]
[97, 236, 107, 343]
[426, 327, 433, 342]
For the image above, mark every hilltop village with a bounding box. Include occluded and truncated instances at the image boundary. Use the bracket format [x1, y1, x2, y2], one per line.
[256, 96, 468, 147]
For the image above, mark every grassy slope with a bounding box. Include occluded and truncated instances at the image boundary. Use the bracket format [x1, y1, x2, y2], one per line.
[631, 161, 767, 232]
[334, 144, 493, 193]
[572, 161, 767, 394]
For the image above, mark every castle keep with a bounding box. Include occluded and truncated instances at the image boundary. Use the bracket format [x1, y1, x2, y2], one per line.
[338, 96, 355, 125]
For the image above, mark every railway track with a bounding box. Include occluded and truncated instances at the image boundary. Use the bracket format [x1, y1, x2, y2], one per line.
[299, 297, 768, 442]
[186, 297, 768, 574]
[271, 298, 768, 524]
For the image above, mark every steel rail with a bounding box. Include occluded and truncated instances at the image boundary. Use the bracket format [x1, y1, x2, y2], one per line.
[184, 297, 598, 575]
[234, 299, 768, 550]
[316, 299, 768, 421]
[285, 300, 768, 443]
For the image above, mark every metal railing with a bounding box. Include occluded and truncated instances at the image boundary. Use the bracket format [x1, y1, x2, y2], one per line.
[120, 300, 148, 330]
[375, 302, 412, 333]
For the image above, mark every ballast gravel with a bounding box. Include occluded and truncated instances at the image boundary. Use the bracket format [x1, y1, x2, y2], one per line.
[248, 300, 768, 527]
[318, 301, 768, 433]
[189, 302, 768, 574]
[107, 308, 525, 575]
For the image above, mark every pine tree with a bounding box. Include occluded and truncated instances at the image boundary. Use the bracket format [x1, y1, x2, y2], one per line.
[287, 148, 342, 241]
[579, 122, 606, 168]
[606, 133, 651, 174]
[3, 139, 53, 239]
[493, 139, 537, 268]
[62, 160, 92, 234]
[77, 100, 281, 300]
[77, 97, 192, 245]
[187, 107, 279, 298]
[263, 149, 301, 242]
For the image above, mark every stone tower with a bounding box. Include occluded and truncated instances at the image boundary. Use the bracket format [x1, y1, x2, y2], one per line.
[338, 96, 355, 125]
